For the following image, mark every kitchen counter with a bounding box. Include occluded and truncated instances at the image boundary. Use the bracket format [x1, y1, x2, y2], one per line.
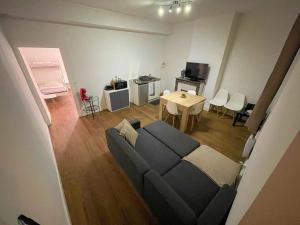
[129, 77, 161, 106]
[133, 77, 161, 85]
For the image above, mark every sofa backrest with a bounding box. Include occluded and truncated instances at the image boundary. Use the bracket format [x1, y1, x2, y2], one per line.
[105, 128, 150, 194]
[144, 170, 197, 225]
[135, 129, 181, 175]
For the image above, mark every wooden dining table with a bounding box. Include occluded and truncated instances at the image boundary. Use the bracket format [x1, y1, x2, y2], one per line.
[159, 91, 206, 132]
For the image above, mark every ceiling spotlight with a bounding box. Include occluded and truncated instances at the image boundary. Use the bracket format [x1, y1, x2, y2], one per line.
[158, 7, 164, 17]
[157, 1, 192, 17]
[184, 4, 191, 13]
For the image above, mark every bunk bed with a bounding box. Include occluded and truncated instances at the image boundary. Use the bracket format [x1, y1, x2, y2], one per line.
[29, 60, 69, 99]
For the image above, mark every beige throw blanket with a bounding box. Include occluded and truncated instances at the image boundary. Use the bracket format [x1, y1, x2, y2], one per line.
[184, 145, 241, 187]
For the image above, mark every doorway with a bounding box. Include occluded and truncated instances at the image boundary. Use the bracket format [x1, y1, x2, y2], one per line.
[19, 47, 78, 125]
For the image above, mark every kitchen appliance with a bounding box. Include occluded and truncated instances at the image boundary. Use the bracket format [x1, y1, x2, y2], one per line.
[138, 83, 149, 106]
[129, 77, 160, 106]
[148, 81, 159, 102]
[129, 80, 149, 106]
[114, 80, 128, 90]
[104, 85, 114, 90]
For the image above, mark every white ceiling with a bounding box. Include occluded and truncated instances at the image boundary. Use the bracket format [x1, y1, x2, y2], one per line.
[62, 0, 300, 24]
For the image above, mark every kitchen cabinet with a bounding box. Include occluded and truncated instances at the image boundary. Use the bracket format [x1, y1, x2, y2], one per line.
[104, 88, 129, 112]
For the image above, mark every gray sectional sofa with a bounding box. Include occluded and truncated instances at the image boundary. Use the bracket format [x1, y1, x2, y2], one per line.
[105, 120, 236, 225]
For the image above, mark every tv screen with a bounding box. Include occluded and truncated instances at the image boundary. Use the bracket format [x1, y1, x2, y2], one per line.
[185, 62, 209, 81]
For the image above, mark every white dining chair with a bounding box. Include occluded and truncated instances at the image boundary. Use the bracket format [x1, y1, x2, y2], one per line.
[223, 92, 246, 122]
[209, 89, 229, 116]
[187, 90, 197, 95]
[165, 101, 181, 127]
[189, 101, 204, 130]
[162, 90, 171, 119]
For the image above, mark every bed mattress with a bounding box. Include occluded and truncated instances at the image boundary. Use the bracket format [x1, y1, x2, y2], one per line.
[39, 82, 67, 95]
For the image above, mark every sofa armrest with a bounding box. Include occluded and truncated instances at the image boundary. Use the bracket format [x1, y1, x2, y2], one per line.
[129, 119, 141, 130]
[144, 170, 196, 225]
[105, 128, 149, 194]
[197, 185, 236, 225]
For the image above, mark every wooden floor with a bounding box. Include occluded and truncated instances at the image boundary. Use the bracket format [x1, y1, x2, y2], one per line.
[47, 94, 249, 225]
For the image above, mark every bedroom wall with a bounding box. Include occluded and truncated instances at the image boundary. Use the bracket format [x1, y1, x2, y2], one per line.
[19, 48, 69, 85]
[226, 50, 300, 225]
[219, 7, 299, 103]
[0, 27, 71, 225]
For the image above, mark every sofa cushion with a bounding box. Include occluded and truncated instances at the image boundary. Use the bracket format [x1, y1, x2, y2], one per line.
[135, 129, 181, 175]
[143, 121, 200, 157]
[163, 161, 219, 216]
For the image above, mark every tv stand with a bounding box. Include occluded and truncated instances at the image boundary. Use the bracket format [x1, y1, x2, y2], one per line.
[175, 77, 205, 95]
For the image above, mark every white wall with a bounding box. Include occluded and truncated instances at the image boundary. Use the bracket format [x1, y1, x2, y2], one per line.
[163, 7, 299, 106]
[0, 27, 70, 225]
[188, 13, 237, 107]
[0, 0, 171, 35]
[0, 0, 171, 112]
[220, 7, 299, 103]
[162, 22, 194, 91]
[226, 50, 300, 224]
[163, 13, 237, 109]
[0, 18, 167, 111]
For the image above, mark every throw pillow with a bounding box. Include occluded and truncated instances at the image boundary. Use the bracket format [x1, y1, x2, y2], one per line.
[115, 119, 126, 132]
[115, 119, 138, 146]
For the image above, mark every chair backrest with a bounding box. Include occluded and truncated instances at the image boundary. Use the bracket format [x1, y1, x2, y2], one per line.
[166, 101, 180, 115]
[215, 89, 229, 101]
[163, 90, 171, 95]
[190, 102, 204, 115]
[187, 90, 197, 95]
[229, 92, 246, 106]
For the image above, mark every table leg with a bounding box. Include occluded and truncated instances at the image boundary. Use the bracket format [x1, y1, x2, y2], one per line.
[180, 106, 190, 132]
[158, 99, 163, 120]
[233, 113, 239, 126]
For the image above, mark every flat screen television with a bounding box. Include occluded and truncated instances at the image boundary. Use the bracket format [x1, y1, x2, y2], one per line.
[185, 62, 209, 81]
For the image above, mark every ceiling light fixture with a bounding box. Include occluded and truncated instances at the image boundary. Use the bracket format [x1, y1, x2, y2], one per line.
[157, 0, 192, 16]
[184, 4, 191, 13]
[158, 7, 164, 16]
[176, 5, 181, 14]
